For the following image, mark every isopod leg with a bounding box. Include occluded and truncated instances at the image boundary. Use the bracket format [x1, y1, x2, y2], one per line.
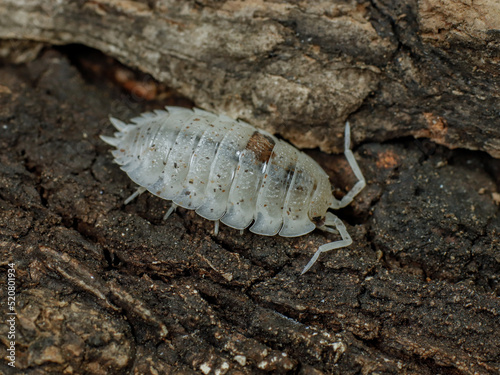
[317, 225, 339, 235]
[330, 122, 366, 209]
[124, 187, 147, 205]
[214, 220, 220, 236]
[163, 203, 178, 221]
[301, 213, 352, 274]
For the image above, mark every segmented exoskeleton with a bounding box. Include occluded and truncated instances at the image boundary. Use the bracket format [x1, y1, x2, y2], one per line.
[101, 107, 365, 273]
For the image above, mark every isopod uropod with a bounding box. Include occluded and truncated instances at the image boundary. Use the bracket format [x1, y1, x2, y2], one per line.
[101, 107, 365, 273]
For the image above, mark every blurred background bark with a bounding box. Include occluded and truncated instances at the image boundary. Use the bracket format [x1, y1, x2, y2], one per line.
[1, 0, 499, 155]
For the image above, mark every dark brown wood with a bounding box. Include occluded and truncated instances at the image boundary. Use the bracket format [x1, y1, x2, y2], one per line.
[0, 1, 499, 374]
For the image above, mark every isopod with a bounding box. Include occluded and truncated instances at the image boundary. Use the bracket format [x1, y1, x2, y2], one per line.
[101, 107, 365, 273]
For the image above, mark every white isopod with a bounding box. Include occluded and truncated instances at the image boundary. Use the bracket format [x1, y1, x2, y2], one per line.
[101, 107, 365, 273]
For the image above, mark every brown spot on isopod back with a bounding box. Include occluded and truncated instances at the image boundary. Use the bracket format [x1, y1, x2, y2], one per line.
[245, 131, 275, 162]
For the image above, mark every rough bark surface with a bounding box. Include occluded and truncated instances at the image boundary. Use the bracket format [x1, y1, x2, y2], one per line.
[0, 1, 499, 375]
[0, 47, 499, 375]
[0, 0, 499, 157]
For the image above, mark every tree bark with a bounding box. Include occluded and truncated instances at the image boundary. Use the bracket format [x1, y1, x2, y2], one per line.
[0, 0, 499, 156]
[0, 1, 499, 375]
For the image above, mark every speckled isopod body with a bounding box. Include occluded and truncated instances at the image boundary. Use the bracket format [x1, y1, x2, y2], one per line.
[101, 107, 365, 273]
